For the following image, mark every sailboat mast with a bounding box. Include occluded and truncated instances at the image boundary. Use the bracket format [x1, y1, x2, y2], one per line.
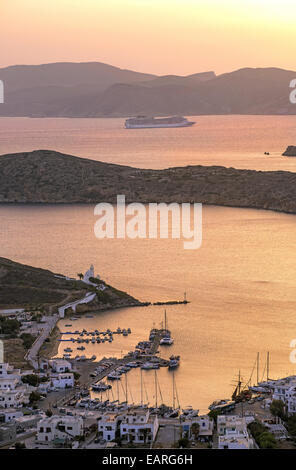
[164, 310, 167, 332]
[257, 352, 260, 385]
[267, 352, 270, 381]
[173, 371, 175, 409]
[125, 373, 128, 403]
[140, 368, 143, 406]
[155, 370, 158, 408]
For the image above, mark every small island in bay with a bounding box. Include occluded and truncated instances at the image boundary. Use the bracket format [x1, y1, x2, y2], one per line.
[283, 146, 296, 157]
[1, 149, 296, 214]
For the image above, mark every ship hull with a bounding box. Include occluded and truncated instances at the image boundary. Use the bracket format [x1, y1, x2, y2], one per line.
[125, 121, 195, 129]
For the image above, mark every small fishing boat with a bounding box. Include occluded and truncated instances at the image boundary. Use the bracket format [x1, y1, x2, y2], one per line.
[168, 355, 180, 369]
[92, 383, 112, 392]
[160, 336, 174, 346]
[107, 373, 121, 380]
[141, 362, 156, 370]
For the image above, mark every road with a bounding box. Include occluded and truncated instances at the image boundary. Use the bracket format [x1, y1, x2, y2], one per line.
[26, 315, 59, 369]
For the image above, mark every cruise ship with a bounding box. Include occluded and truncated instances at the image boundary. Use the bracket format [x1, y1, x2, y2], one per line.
[125, 115, 195, 129]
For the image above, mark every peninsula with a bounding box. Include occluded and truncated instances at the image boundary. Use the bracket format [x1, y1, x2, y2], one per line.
[0, 257, 142, 314]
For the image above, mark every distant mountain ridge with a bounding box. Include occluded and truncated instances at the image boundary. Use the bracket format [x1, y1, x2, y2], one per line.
[0, 62, 295, 117]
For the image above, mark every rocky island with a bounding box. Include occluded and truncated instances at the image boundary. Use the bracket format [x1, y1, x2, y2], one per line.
[1, 149, 296, 214]
[283, 146, 296, 157]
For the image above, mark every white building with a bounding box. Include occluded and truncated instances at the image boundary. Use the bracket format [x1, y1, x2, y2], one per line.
[0, 409, 23, 423]
[272, 376, 296, 402]
[271, 376, 296, 415]
[182, 415, 214, 441]
[98, 412, 122, 442]
[217, 415, 254, 449]
[50, 359, 72, 373]
[0, 362, 32, 409]
[120, 409, 159, 444]
[218, 435, 255, 449]
[37, 415, 83, 443]
[0, 389, 30, 408]
[50, 372, 74, 389]
[0, 363, 21, 390]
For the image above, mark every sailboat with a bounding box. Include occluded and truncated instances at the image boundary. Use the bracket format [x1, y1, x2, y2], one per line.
[164, 371, 180, 418]
[160, 310, 174, 345]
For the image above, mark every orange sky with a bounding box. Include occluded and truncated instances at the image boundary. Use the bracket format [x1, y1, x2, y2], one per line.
[1, 0, 295, 74]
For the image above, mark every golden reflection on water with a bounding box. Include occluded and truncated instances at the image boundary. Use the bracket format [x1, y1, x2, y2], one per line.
[1, 204, 296, 412]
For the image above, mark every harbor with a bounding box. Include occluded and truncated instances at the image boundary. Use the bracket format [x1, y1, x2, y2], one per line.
[54, 310, 182, 409]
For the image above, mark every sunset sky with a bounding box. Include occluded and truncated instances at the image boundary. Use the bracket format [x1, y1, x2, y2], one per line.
[1, 0, 295, 75]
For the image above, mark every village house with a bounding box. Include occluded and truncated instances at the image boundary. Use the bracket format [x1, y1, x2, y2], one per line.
[0, 408, 23, 423]
[49, 359, 72, 373]
[0, 363, 22, 390]
[120, 409, 159, 444]
[98, 412, 121, 442]
[37, 415, 83, 444]
[217, 415, 255, 450]
[182, 414, 214, 442]
[50, 372, 74, 389]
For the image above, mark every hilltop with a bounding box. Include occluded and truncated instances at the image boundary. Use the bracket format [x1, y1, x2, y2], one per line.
[1, 150, 296, 214]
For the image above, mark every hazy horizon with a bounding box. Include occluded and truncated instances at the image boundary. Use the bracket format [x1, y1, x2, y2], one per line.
[1, 0, 296, 75]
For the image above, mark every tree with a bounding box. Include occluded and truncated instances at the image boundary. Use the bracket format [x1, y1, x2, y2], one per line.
[0, 318, 20, 336]
[29, 391, 41, 404]
[285, 415, 296, 436]
[77, 273, 84, 280]
[21, 374, 40, 387]
[46, 409, 53, 417]
[20, 333, 35, 350]
[15, 442, 26, 449]
[270, 400, 286, 420]
[208, 409, 221, 423]
[258, 432, 277, 449]
[248, 421, 277, 449]
[191, 422, 200, 440]
[178, 437, 190, 448]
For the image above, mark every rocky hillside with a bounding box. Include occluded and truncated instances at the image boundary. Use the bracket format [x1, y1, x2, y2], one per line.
[1, 150, 296, 214]
[0, 257, 141, 312]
